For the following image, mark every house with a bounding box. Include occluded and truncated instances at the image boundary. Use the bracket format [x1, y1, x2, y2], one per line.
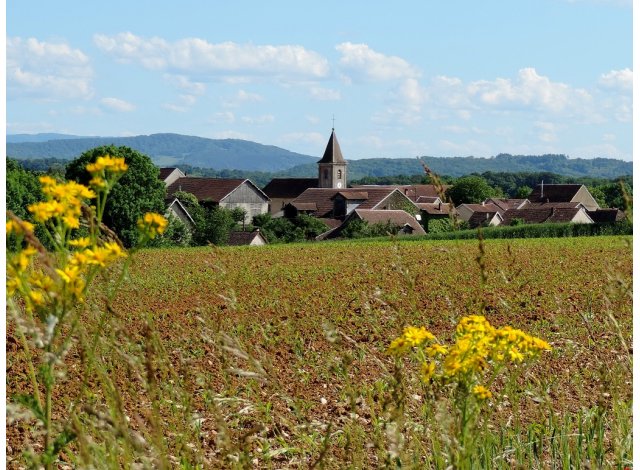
[323, 209, 426, 239]
[500, 207, 594, 225]
[467, 210, 503, 228]
[587, 208, 626, 223]
[227, 229, 268, 246]
[527, 184, 600, 211]
[159, 167, 186, 186]
[285, 187, 418, 220]
[456, 202, 502, 222]
[262, 178, 318, 216]
[165, 198, 195, 228]
[351, 184, 449, 202]
[483, 198, 530, 212]
[167, 177, 270, 224]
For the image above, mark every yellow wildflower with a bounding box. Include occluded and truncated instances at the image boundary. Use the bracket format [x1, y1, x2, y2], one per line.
[86, 155, 128, 175]
[472, 385, 492, 400]
[56, 265, 81, 284]
[403, 326, 435, 346]
[421, 361, 436, 383]
[425, 343, 448, 357]
[6, 219, 35, 235]
[387, 336, 410, 356]
[89, 176, 107, 189]
[69, 237, 91, 249]
[137, 212, 168, 239]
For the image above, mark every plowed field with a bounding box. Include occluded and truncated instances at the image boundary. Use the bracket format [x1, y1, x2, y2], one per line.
[6, 235, 632, 468]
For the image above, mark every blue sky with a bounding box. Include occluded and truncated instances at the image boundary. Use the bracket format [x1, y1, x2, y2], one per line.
[6, 0, 633, 161]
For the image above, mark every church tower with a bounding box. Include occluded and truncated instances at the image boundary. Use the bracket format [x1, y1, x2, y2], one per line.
[318, 128, 347, 189]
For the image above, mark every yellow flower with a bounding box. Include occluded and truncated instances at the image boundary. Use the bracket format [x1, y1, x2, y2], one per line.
[420, 361, 436, 383]
[403, 326, 435, 346]
[86, 155, 128, 175]
[69, 237, 91, 249]
[89, 176, 107, 189]
[387, 336, 410, 356]
[138, 212, 168, 239]
[56, 265, 81, 284]
[6, 219, 35, 235]
[425, 343, 448, 357]
[472, 385, 492, 400]
[28, 201, 65, 223]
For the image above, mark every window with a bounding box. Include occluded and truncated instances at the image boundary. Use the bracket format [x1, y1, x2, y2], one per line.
[324, 169, 329, 180]
[337, 169, 342, 179]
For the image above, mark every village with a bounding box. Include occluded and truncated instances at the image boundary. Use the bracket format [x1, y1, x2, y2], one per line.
[159, 129, 626, 245]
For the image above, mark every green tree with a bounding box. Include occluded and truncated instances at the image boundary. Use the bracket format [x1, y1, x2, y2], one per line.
[65, 146, 166, 247]
[7, 158, 43, 222]
[146, 215, 192, 247]
[514, 185, 533, 199]
[7, 159, 46, 250]
[445, 176, 501, 205]
[251, 214, 328, 243]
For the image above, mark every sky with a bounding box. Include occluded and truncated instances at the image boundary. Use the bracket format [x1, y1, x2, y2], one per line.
[6, 0, 634, 161]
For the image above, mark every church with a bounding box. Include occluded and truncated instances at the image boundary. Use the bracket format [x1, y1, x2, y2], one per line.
[262, 128, 348, 216]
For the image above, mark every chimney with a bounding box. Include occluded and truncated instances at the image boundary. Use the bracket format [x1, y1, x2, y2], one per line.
[541, 180, 544, 199]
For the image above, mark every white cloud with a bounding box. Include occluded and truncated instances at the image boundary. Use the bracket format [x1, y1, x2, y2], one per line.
[305, 115, 321, 125]
[101, 97, 135, 112]
[336, 42, 420, 81]
[438, 139, 493, 157]
[467, 68, 592, 113]
[94, 33, 330, 80]
[534, 121, 559, 143]
[309, 86, 341, 101]
[7, 37, 93, 100]
[279, 132, 325, 146]
[164, 74, 207, 94]
[598, 68, 633, 92]
[208, 111, 236, 123]
[240, 114, 275, 125]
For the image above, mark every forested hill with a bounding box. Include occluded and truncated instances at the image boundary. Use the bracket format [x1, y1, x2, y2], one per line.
[7, 133, 631, 179]
[279, 154, 632, 180]
[6, 133, 318, 172]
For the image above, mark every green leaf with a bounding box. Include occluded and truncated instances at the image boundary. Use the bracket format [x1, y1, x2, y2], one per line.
[13, 393, 45, 423]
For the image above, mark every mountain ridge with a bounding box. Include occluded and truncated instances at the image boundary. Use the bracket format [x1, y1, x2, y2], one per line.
[6, 133, 632, 179]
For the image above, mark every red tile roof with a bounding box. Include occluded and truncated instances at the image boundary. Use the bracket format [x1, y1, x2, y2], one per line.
[262, 178, 318, 199]
[353, 209, 426, 234]
[527, 184, 583, 203]
[228, 230, 267, 246]
[500, 207, 590, 225]
[167, 177, 268, 203]
[483, 198, 529, 212]
[290, 187, 400, 218]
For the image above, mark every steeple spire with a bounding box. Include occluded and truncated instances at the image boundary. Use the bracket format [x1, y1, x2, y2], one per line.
[318, 127, 347, 188]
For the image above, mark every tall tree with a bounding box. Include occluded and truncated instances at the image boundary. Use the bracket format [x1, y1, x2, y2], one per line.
[65, 145, 166, 247]
[445, 175, 501, 205]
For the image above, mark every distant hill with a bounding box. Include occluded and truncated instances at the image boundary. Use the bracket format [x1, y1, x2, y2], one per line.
[7, 133, 631, 179]
[7, 133, 92, 143]
[6, 133, 318, 172]
[278, 154, 632, 180]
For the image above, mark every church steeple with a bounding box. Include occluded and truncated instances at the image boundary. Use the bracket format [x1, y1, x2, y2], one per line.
[318, 128, 347, 188]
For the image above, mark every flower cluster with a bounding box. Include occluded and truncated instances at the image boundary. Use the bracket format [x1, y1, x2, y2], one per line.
[86, 155, 128, 190]
[387, 315, 551, 399]
[137, 212, 169, 240]
[28, 176, 96, 231]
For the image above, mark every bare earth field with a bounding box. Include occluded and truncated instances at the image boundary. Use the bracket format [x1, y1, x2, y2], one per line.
[7, 235, 632, 468]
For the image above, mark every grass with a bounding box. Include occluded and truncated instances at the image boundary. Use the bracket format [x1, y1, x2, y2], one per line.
[6, 235, 632, 468]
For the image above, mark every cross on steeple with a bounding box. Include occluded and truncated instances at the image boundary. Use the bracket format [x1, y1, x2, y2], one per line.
[332, 114, 335, 130]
